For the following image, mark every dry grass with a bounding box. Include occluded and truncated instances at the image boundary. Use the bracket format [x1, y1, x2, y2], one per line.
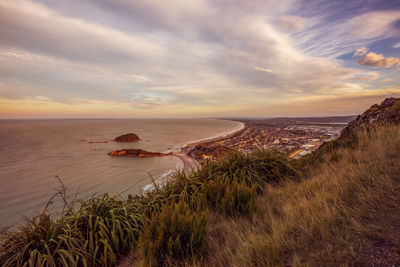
[200, 126, 400, 266]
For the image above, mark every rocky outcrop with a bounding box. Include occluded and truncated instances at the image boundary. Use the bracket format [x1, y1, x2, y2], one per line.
[108, 149, 172, 157]
[340, 97, 400, 138]
[113, 133, 140, 142]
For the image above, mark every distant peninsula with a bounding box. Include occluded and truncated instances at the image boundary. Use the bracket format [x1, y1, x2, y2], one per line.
[113, 133, 140, 142]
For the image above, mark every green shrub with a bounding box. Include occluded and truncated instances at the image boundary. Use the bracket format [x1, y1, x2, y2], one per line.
[70, 194, 144, 266]
[194, 150, 298, 192]
[139, 200, 208, 266]
[0, 194, 145, 267]
[0, 213, 86, 267]
[201, 177, 257, 217]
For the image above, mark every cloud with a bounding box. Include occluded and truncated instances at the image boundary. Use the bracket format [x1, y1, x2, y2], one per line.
[273, 15, 307, 32]
[237, 89, 400, 117]
[394, 42, 400, 49]
[0, 0, 166, 65]
[253, 66, 275, 73]
[134, 103, 163, 109]
[345, 11, 400, 39]
[0, 0, 397, 118]
[288, 89, 303, 93]
[358, 52, 400, 69]
[292, 10, 400, 58]
[0, 48, 158, 104]
[0, 0, 358, 101]
[347, 71, 380, 81]
[354, 47, 369, 56]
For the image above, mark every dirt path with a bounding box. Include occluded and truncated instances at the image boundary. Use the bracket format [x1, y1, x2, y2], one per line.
[359, 213, 400, 265]
[359, 177, 400, 266]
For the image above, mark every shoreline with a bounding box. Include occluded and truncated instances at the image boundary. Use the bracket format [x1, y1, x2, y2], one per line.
[140, 120, 246, 192]
[181, 121, 246, 150]
[141, 120, 246, 192]
[172, 121, 247, 174]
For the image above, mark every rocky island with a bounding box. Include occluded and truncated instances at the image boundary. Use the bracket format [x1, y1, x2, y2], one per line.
[108, 149, 171, 157]
[113, 133, 140, 142]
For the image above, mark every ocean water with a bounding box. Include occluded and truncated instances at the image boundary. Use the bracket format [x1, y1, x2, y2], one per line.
[0, 119, 242, 228]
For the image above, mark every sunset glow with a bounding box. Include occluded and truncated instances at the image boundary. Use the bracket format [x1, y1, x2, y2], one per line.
[1, 0, 399, 118]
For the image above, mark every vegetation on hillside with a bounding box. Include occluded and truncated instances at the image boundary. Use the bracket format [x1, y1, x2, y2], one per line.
[139, 200, 208, 266]
[201, 125, 400, 266]
[0, 150, 295, 266]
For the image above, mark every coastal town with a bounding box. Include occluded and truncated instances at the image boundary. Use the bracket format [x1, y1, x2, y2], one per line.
[107, 116, 355, 168]
[183, 116, 355, 161]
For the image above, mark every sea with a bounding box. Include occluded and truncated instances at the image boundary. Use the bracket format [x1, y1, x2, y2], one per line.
[0, 119, 243, 228]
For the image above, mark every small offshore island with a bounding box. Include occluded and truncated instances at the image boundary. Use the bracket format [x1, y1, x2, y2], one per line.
[109, 133, 172, 158]
[108, 149, 172, 157]
[113, 133, 140, 142]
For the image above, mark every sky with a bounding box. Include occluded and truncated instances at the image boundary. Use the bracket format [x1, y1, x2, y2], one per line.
[0, 0, 400, 118]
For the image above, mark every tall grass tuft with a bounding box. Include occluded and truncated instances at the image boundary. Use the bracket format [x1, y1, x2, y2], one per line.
[0, 213, 85, 266]
[0, 194, 146, 266]
[139, 199, 208, 267]
[69, 194, 145, 266]
[194, 149, 298, 192]
[200, 177, 257, 217]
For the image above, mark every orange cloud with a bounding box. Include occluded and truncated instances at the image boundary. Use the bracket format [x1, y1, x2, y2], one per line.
[358, 52, 400, 69]
[354, 47, 368, 56]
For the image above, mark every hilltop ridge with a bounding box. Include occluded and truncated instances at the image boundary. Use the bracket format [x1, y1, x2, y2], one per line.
[341, 97, 400, 138]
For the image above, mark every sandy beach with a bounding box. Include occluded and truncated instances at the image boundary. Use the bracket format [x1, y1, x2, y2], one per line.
[172, 121, 246, 174]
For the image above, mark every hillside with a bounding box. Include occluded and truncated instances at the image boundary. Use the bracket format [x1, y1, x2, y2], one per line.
[1, 98, 400, 266]
[341, 97, 400, 137]
[199, 125, 400, 266]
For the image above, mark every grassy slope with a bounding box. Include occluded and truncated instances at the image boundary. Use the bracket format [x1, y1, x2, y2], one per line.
[200, 126, 400, 266]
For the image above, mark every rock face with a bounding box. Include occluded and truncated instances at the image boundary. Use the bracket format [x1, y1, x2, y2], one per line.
[108, 149, 171, 157]
[341, 97, 400, 138]
[113, 133, 140, 142]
